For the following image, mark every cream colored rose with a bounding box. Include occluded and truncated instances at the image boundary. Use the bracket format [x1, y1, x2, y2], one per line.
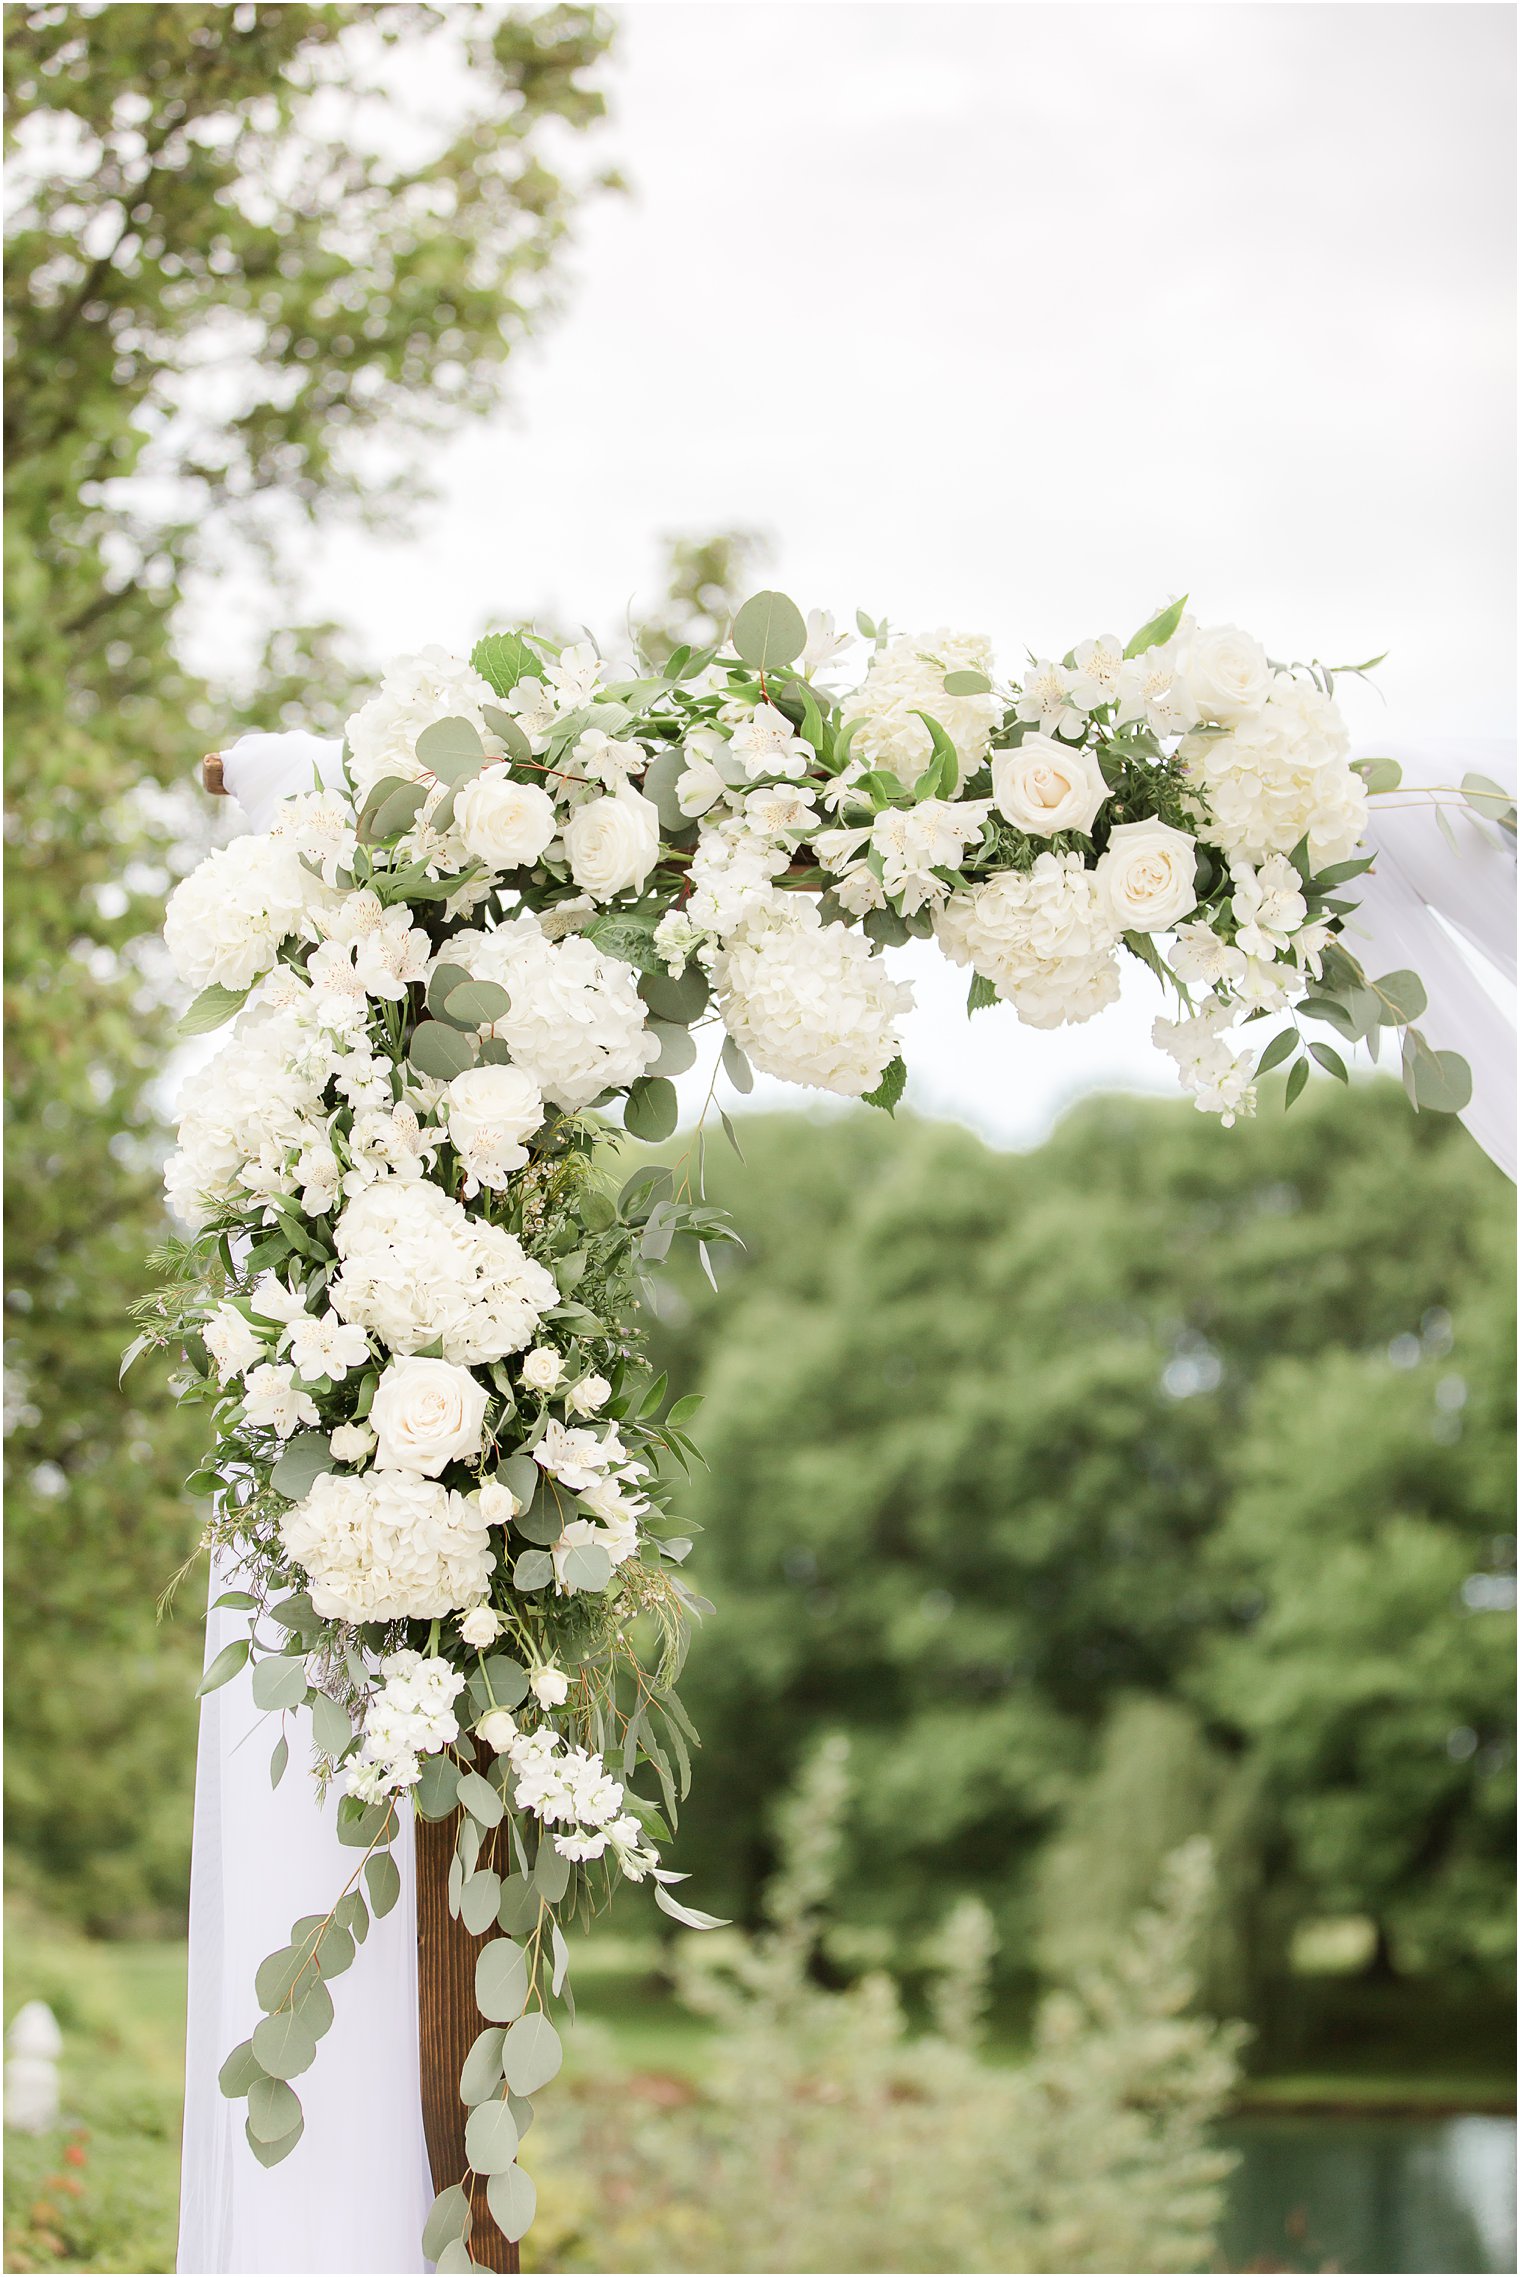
[459, 1605, 502, 1646]
[370, 1356, 489, 1476]
[521, 1345, 563, 1392]
[1184, 626, 1272, 726]
[1095, 820, 1199, 933]
[476, 1478, 522, 1525]
[991, 734, 1109, 837]
[562, 783, 660, 901]
[452, 768, 557, 872]
[445, 1064, 544, 1187]
[477, 1708, 518, 1752]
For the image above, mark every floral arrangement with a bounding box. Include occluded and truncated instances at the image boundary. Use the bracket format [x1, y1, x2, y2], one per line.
[137, 589, 1466, 2266]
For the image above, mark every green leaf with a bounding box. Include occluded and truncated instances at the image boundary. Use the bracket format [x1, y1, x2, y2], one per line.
[434, 2244, 483, 2275]
[496, 1454, 540, 1509]
[476, 1938, 530, 2024]
[502, 2011, 562, 2095]
[1308, 1040, 1350, 1084]
[336, 1797, 391, 1849]
[247, 2074, 302, 2144]
[533, 1842, 571, 1903]
[458, 1770, 505, 1828]
[246, 2112, 304, 2167]
[478, 1653, 531, 1710]
[512, 1548, 555, 1592]
[294, 1974, 334, 2037]
[363, 780, 427, 842]
[218, 2038, 264, 2098]
[311, 1691, 352, 1759]
[653, 1882, 731, 1931]
[486, 2164, 537, 2245]
[1124, 594, 1188, 659]
[498, 1873, 540, 1936]
[1354, 754, 1403, 795]
[408, 1019, 477, 1082]
[460, 2026, 507, 2106]
[862, 1056, 907, 1115]
[415, 1753, 462, 1821]
[251, 2009, 318, 2081]
[640, 964, 710, 1025]
[481, 704, 534, 766]
[625, 1075, 678, 1142]
[1371, 968, 1428, 1025]
[251, 1655, 309, 1713]
[444, 979, 512, 1028]
[942, 668, 991, 695]
[422, 2183, 474, 2262]
[211, 1589, 258, 1613]
[460, 1867, 503, 1936]
[415, 716, 486, 784]
[1311, 854, 1375, 889]
[648, 1020, 698, 1078]
[1283, 1056, 1310, 1109]
[471, 632, 543, 697]
[178, 982, 250, 1037]
[197, 1636, 250, 1697]
[364, 1852, 401, 1919]
[1463, 771, 1518, 828]
[1402, 1031, 1473, 1114]
[427, 962, 473, 1019]
[1253, 1027, 1299, 1078]
[269, 1733, 289, 1789]
[731, 590, 807, 673]
[271, 1429, 334, 1501]
[254, 1945, 306, 2011]
[966, 972, 999, 1014]
[465, 2097, 520, 2174]
[560, 1541, 612, 1593]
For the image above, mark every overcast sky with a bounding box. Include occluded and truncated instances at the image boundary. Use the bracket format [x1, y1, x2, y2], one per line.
[187, 1, 1516, 1147]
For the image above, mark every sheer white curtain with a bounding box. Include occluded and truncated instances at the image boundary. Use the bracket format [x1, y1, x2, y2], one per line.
[177, 733, 431, 2276]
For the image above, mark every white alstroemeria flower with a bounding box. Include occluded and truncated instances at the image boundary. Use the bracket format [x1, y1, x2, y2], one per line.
[544, 640, 602, 712]
[533, 1418, 615, 1493]
[870, 799, 990, 914]
[242, 1362, 320, 1439]
[834, 863, 887, 915]
[1230, 854, 1308, 960]
[1169, 921, 1246, 989]
[1238, 954, 1298, 1012]
[250, 1273, 309, 1327]
[1015, 660, 1084, 740]
[728, 702, 814, 782]
[676, 744, 728, 820]
[1068, 635, 1126, 713]
[204, 1303, 265, 1385]
[743, 782, 817, 841]
[286, 1311, 371, 1385]
[1115, 643, 1195, 737]
[813, 824, 872, 873]
[800, 609, 853, 680]
[566, 727, 647, 796]
[1291, 917, 1334, 978]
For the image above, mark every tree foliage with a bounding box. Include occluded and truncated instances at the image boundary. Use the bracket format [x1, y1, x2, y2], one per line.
[3, 1, 614, 1924]
[646, 1080, 1514, 2002]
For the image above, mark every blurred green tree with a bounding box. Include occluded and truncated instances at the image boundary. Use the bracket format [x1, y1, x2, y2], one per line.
[3, 1, 614, 1925]
[635, 528, 770, 664]
[646, 1079, 1514, 2005]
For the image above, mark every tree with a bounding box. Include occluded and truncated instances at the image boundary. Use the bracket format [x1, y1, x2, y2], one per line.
[3, 1, 614, 1924]
[642, 1079, 1514, 2003]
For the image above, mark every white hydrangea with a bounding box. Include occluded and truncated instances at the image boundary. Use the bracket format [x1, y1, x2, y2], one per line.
[1153, 1000, 1257, 1124]
[281, 1469, 493, 1624]
[714, 897, 912, 1097]
[935, 853, 1122, 1029]
[842, 629, 1001, 789]
[329, 1177, 558, 1363]
[1180, 678, 1365, 866]
[164, 1006, 336, 1227]
[344, 646, 498, 801]
[164, 834, 326, 995]
[685, 820, 790, 939]
[445, 918, 658, 1111]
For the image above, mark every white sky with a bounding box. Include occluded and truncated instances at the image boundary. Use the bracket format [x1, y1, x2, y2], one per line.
[185, 0, 1516, 1148]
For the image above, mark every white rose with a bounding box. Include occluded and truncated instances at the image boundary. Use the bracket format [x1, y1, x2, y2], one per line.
[477, 1479, 522, 1525]
[567, 1373, 610, 1416]
[477, 1708, 519, 1752]
[522, 1346, 563, 1393]
[530, 1666, 570, 1708]
[459, 1606, 502, 1647]
[445, 1064, 545, 1187]
[1184, 626, 1272, 726]
[562, 783, 661, 902]
[370, 1356, 489, 1476]
[452, 768, 558, 872]
[329, 1421, 376, 1464]
[1096, 819, 1199, 933]
[992, 735, 1109, 837]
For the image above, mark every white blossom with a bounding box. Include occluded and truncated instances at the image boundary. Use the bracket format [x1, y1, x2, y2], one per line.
[282, 1469, 493, 1623]
[714, 898, 912, 1096]
[330, 1177, 558, 1364]
[843, 630, 1000, 789]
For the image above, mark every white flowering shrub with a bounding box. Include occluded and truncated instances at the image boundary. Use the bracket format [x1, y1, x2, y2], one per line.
[537, 1741, 1245, 2275]
[136, 589, 1460, 2266]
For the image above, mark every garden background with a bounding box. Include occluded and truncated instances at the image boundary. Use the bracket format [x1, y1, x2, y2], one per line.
[4, 7, 1515, 2274]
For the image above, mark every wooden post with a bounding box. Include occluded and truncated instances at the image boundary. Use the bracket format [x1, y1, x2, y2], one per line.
[201, 753, 519, 2273]
[415, 1812, 519, 2274]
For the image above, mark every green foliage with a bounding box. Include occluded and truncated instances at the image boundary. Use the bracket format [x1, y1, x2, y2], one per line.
[537, 1739, 1244, 2273]
[645, 1082, 1514, 1998]
[3, 0, 614, 1926]
[634, 529, 771, 666]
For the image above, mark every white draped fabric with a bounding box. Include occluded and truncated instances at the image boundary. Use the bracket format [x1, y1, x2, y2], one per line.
[176, 722, 1516, 2275]
[177, 732, 432, 2275]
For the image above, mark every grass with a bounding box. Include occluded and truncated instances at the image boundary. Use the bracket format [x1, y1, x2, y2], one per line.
[4, 1912, 1514, 2275]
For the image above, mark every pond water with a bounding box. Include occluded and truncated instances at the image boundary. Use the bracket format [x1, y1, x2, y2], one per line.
[1222, 2114, 1517, 2275]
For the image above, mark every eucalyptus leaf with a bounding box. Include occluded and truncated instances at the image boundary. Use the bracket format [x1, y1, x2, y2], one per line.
[512, 1548, 555, 1592]
[458, 1770, 505, 1828]
[270, 1429, 336, 1500]
[246, 2112, 304, 2168]
[639, 964, 709, 1025]
[486, 2164, 537, 2245]
[465, 2097, 520, 2173]
[498, 1873, 540, 1937]
[197, 1637, 250, 1698]
[648, 1020, 698, 1078]
[422, 2184, 473, 2262]
[269, 1733, 289, 1789]
[247, 2074, 302, 2143]
[254, 1945, 306, 2012]
[251, 2009, 318, 2081]
[720, 1035, 754, 1094]
[415, 715, 486, 784]
[460, 2025, 507, 2106]
[444, 979, 512, 1028]
[475, 1938, 530, 2023]
[625, 1075, 678, 1142]
[408, 1019, 477, 1082]
[532, 1844, 571, 1903]
[218, 2038, 264, 2099]
[731, 589, 807, 672]
[502, 2011, 563, 2095]
[653, 1882, 732, 1931]
[364, 1851, 401, 1919]
[1372, 968, 1428, 1025]
[641, 747, 696, 833]
[310, 1691, 352, 1760]
[251, 1655, 309, 1713]
[415, 1753, 462, 1820]
[560, 1541, 612, 1594]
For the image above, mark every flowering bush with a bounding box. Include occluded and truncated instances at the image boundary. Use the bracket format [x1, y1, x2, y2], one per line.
[136, 589, 1462, 2265]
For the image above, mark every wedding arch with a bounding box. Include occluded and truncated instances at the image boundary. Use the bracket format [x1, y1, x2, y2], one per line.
[141, 592, 1512, 2273]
